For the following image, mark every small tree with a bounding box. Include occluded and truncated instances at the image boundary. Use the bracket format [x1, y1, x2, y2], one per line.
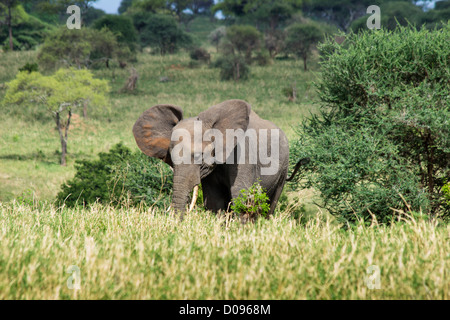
[131, 13, 193, 55]
[285, 22, 324, 71]
[37, 27, 133, 70]
[224, 25, 261, 63]
[264, 29, 285, 58]
[214, 55, 250, 82]
[4, 68, 109, 166]
[208, 26, 226, 52]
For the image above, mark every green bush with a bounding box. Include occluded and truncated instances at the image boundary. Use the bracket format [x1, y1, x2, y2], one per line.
[290, 24, 450, 224]
[253, 49, 272, 66]
[443, 182, 450, 210]
[57, 143, 173, 208]
[190, 47, 211, 63]
[213, 55, 250, 81]
[231, 182, 270, 222]
[93, 15, 138, 53]
[18, 62, 38, 73]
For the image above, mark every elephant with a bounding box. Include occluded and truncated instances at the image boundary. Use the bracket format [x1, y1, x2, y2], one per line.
[133, 99, 306, 217]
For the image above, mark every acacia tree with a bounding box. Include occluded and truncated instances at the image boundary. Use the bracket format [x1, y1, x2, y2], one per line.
[285, 22, 324, 71]
[213, 25, 261, 82]
[224, 24, 261, 63]
[4, 68, 109, 166]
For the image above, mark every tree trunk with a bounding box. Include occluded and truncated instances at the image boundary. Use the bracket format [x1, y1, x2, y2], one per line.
[8, 5, 13, 51]
[83, 100, 88, 119]
[303, 55, 308, 71]
[56, 110, 72, 166]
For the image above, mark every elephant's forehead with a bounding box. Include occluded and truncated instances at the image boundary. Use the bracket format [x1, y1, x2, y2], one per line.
[173, 117, 202, 131]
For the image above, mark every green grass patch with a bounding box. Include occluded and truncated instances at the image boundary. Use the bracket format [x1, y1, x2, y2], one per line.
[0, 203, 448, 299]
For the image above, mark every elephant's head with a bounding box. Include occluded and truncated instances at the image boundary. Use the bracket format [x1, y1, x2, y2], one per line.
[133, 100, 251, 212]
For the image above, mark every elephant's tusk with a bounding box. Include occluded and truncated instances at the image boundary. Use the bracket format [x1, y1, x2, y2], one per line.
[188, 185, 199, 213]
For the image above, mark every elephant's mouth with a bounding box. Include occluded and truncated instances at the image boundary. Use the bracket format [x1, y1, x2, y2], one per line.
[188, 185, 200, 213]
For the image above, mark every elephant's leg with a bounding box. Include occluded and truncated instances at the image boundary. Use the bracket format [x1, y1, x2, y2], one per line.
[268, 176, 286, 215]
[201, 172, 231, 212]
[229, 164, 259, 216]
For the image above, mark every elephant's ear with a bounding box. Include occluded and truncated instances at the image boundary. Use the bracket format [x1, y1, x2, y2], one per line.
[198, 100, 251, 161]
[133, 105, 183, 166]
[199, 99, 251, 133]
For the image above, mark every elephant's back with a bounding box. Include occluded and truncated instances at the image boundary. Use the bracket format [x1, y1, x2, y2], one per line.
[248, 111, 289, 157]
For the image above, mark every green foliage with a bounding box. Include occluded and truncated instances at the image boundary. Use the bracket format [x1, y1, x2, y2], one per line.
[3, 68, 109, 165]
[189, 47, 211, 63]
[119, 0, 133, 14]
[213, 0, 301, 22]
[222, 25, 261, 63]
[277, 191, 306, 220]
[213, 54, 250, 81]
[420, 1, 450, 30]
[208, 26, 226, 51]
[132, 0, 192, 17]
[18, 62, 38, 73]
[302, 0, 380, 31]
[253, 48, 272, 66]
[291, 24, 450, 223]
[443, 182, 450, 208]
[187, 0, 215, 15]
[93, 14, 138, 53]
[231, 182, 270, 221]
[0, 4, 54, 51]
[57, 143, 173, 208]
[285, 22, 324, 70]
[37, 27, 133, 70]
[252, 1, 294, 31]
[264, 30, 286, 58]
[4, 68, 109, 113]
[83, 7, 106, 26]
[131, 13, 193, 55]
[212, 24, 261, 81]
[351, 1, 424, 32]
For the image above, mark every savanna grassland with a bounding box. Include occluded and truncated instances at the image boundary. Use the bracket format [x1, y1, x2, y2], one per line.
[0, 41, 449, 299]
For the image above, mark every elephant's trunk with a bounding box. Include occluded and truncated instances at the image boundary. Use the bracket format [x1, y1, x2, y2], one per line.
[172, 165, 201, 214]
